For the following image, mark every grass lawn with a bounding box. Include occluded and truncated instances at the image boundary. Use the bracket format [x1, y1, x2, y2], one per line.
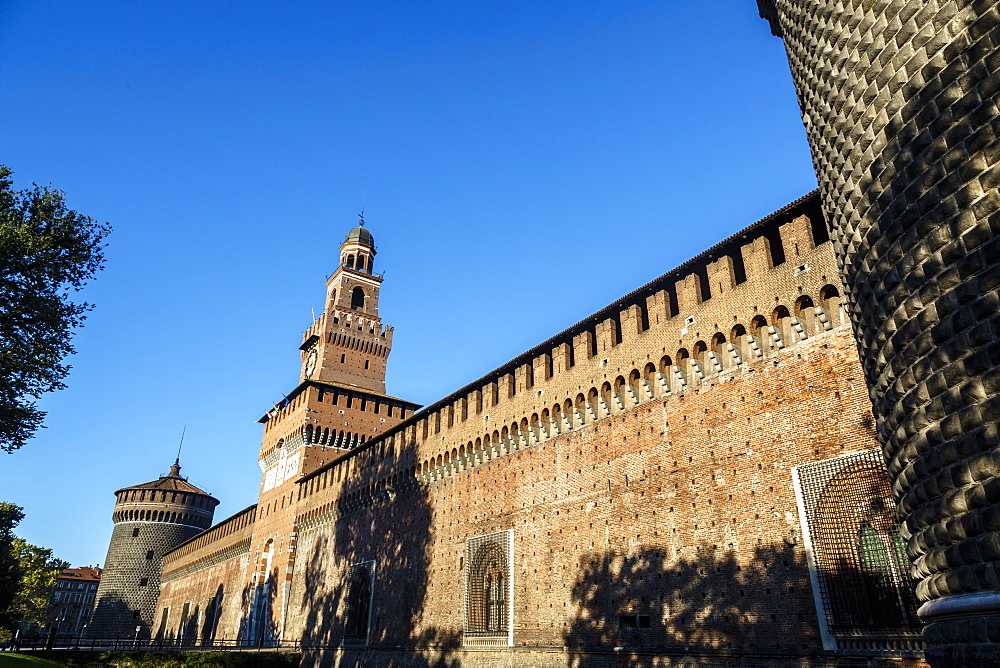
[0, 654, 64, 667]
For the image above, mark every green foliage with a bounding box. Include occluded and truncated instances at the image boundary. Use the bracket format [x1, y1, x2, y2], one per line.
[0, 654, 64, 667]
[0, 503, 67, 637]
[0, 503, 26, 633]
[8, 539, 67, 630]
[0, 165, 111, 453]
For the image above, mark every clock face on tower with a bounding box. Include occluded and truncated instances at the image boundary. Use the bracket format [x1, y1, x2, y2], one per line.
[304, 348, 318, 379]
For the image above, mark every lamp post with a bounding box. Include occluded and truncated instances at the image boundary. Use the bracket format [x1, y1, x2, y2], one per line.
[133, 625, 141, 648]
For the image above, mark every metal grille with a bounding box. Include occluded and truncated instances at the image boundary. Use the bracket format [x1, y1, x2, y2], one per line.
[464, 529, 512, 646]
[343, 561, 375, 646]
[794, 450, 921, 639]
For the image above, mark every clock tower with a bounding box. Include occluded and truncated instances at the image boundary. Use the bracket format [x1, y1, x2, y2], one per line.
[299, 221, 390, 393]
[246, 218, 419, 643]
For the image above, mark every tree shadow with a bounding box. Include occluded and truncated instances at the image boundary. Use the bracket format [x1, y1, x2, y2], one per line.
[238, 569, 279, 647]
[564, 541, 817, 663]
[299, 440, 461, 667]
[564, 539, 925, 665]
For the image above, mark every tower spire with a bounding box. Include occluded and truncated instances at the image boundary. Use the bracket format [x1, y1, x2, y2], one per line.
[170, 426, 186, 477]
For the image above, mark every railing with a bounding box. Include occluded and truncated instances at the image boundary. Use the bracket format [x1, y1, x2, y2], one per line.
[12, 636, 302, 652]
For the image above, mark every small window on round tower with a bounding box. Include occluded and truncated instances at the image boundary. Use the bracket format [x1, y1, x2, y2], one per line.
[132, 528, 140, 537]
[139, 578, 148, 587]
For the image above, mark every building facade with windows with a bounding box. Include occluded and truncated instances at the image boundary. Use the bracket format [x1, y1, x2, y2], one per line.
[134, 193, 925, 664]
[49, 566, 102, 642]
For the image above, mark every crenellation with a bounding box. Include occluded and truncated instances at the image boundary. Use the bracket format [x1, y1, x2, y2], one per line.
[706, 255, 736, 297]
[675, 273, 703, 313]
[741, 233, 776, 277]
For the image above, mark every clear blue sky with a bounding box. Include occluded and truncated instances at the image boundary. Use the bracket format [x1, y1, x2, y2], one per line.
[0, 1, 817, 567]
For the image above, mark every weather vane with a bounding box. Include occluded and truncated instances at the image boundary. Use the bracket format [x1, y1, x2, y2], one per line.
[358, 195, 366, 227]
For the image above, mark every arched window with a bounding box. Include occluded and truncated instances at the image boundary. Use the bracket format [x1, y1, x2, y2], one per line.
[794, 451, 920, 642]
[344, 561, 373, 644]
[465, 531, 511, 640]
[356, 255, 366, 272]
[351, 287, 365, 310]
[346, 254, 355, 268]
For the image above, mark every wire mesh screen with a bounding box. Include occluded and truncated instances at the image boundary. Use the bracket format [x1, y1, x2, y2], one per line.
[794, 450, 921, 638]
[464, 530, 512, 645]
[343, 561, 375, 646]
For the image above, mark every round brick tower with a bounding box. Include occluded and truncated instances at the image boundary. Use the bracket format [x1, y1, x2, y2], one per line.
[758, 2, 1000, 664]
[88, 461, 218, 640]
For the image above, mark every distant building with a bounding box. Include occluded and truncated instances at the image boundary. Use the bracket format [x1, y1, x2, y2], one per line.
[51, 566, 102, 640]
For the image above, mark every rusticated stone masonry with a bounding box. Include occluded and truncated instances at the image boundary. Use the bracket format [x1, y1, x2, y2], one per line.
[89, 462, 218, 640]
[759, 2, 1000, 664]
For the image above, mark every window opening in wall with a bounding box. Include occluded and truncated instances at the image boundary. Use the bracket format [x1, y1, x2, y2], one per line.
[793, 449, 921, 651]
[146, 550, 154, 560]
[351, 287, 365, 310]
[567, 341, 575, 368]
[139, 578, 148, 587]
[589, 328, 599, 357]
[344, 561, 375, 646]
[341, 353, 346, 363]
[364, 360, 370, 369]
[526, 363, 534, 388]
[619, 614, 649, 629]
[132, 528, 140, 537]
[465, 529, 513, 647]
[156, 607, 169, 640]
[545, 352, 554, 379]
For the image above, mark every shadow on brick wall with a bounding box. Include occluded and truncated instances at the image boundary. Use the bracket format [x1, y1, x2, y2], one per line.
[300, 441, 460, 667]
[563, 542, 818, 662]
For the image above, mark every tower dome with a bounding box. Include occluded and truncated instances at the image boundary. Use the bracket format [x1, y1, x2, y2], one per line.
[344, 226, 374, 247]
[88, 460, 218, 640]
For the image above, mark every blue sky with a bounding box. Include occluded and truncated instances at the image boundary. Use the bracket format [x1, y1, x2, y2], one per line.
[0, 1, 818, 567]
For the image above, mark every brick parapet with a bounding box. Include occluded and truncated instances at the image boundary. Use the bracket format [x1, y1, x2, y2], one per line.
[161, 504, 257, 580]
[296, 191, 843, 506]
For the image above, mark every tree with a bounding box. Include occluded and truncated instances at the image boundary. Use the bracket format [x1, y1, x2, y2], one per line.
[0, 165, 111, 453]
[8, 538, 68, 630]
[0, 503, 68, 641]
[0, 503, 25, 632]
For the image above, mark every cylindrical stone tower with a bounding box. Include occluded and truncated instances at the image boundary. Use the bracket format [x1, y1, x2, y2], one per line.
[758, 2, 1000, 664]
[88, 461, 218, 639]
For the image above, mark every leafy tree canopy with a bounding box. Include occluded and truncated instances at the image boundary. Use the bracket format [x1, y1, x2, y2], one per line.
[0, 165, 111, 453]
[8, 538, 68, 630]
[0, 503, 68, 639]
[0, 502, 26, 632]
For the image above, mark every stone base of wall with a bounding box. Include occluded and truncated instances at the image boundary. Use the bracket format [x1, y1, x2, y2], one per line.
[302, 646, 928, 668]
